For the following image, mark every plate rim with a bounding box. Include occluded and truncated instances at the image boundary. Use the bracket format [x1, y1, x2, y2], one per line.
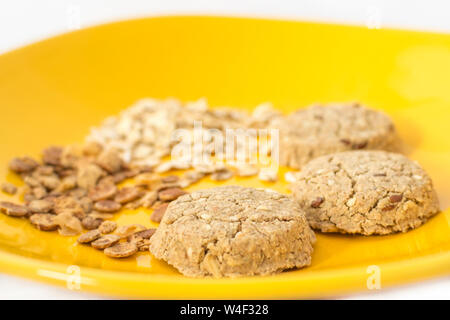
[0, 245, 448, 299]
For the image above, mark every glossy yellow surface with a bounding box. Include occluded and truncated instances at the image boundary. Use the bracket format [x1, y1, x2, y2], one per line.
[0, 16, 449, 299]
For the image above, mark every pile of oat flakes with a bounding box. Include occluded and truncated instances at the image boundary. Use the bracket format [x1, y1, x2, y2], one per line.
[0, 98, 281, 259]
[87, 98, 281, 182]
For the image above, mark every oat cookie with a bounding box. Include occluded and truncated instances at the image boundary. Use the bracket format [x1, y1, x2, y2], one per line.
[271, 103, 400, 169]
[150, 186, 315, 278]
[291, 151, 440, 235]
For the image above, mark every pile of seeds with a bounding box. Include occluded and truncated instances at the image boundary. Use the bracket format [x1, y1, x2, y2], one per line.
[86, 98, 281, 182]
[78, 222, 157, 257]
[0, 98, 283, 259]
[0, 143, 193, 258]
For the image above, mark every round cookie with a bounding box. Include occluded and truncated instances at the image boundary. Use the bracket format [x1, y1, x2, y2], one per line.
[150, 186, 315, 278]
[271, 103, 400, 169]
[291, 151, 440, 235]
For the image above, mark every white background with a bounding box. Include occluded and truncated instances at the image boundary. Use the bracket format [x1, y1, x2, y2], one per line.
[0, 0, 449, 299]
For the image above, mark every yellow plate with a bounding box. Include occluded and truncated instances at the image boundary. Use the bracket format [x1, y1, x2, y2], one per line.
[0, 16, 449, 299]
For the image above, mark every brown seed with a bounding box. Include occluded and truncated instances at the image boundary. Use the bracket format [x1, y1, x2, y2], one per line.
[30, 213, 58, 231]
[340, 139, 351, 145]
[211, 169, 233, 181]
[104, 242, 138, 258]
[28, 199, 53, 213]
[114, 187, 144, 204]
[112, 172, 128, 184]
[311, 197, 325, 208]
[54, 167, 75, 178]
[151, 202, 169, 223]
[79, 197, 93, 213]
[184, 171, 205, 183]
[91, 234, 120, 249]
[94, 200, 121, 213]
[158, 187, 187, 202]
[42, 146, 63, 166]
[24, 193, 36, 204]
[88, 181, 117, 202]
[137, 165, 153, 173]
[161, 175, 179, 183]
[130, 228, 156, 239]
[0, 201, 29, 217]
[9, 157, 39, 173]
[43, 195, 58, 204]
[69, 187, 88, 199]
[123, 169, 140, 179]
[127, 228, 156, 242]
[389, 194, 403, 203]
[124, 200, 141, 210]
[1, 182, 17, 195]
[77, 229, 101, 244]
[81, 215, 103, 230]
[155, 182, 182, 192]
[98, 220, 117, 234]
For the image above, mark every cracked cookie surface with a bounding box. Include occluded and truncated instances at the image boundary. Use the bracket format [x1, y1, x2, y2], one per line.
[271, 103, 400, 169]
[291, 151, 440, 235]
[150, 186, 315, 277]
